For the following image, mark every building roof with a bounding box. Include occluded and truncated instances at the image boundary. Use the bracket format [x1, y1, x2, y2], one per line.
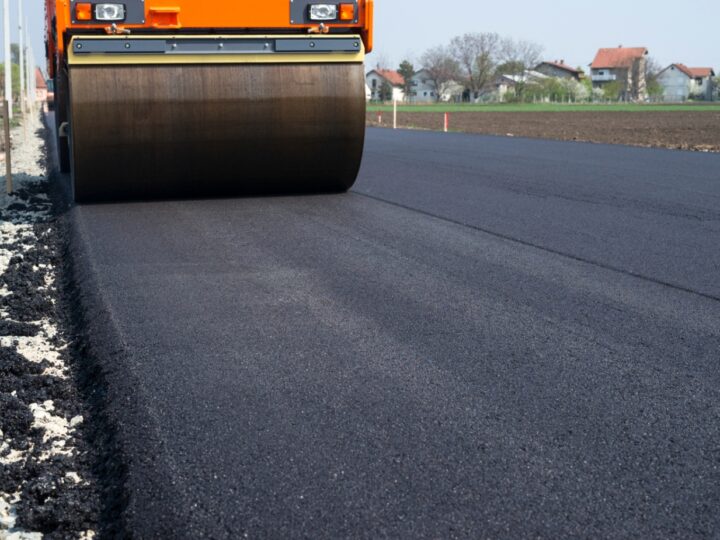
[664, 64, 716, 79]
[688, 67, 715, 78]
[35, 68, 47, 89]
[537, 60, 582, 75]
[497, 70, 548, 85]
[591, 47, 648, 69]
[369, 69, 405, 87]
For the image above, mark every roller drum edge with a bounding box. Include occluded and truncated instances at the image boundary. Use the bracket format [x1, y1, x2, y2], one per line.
[68, 63, 366, 202]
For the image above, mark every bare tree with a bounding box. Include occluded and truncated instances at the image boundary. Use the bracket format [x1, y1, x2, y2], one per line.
[499, 38, 544, 75]
[420, 46, 461, 102]
[449, 32, 500, 100]
[372, 52, 393, 71]
[644, 56, 664, 100]
[644, 56, 664, 82]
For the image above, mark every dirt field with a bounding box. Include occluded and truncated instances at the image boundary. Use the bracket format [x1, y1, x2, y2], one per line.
[366, 111, 720, 152]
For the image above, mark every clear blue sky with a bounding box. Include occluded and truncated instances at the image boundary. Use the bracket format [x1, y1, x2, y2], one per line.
[374, 0, 719, 72]
[3, 1, 719, 74]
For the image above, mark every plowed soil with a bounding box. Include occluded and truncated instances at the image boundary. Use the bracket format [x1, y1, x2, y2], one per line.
[366, 111, 720, 152]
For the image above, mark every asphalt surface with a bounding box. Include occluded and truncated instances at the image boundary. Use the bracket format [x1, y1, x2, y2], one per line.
[64, 128, 720, 538]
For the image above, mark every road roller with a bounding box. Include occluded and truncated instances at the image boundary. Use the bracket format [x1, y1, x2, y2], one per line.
[45, 1, 373, 202]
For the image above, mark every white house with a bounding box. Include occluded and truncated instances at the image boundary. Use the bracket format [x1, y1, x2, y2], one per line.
[365, 69, 405, 102]
[494, 70, 548, 99]
[406, 69, 463, 103]
[657, 64, 716, 101]
[407, 69, 436, 103]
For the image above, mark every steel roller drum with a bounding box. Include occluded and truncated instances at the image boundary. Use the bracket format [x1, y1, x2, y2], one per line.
[68, 62, 366, 202]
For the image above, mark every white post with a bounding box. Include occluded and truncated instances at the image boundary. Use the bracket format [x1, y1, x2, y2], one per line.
[392, 98, 397, 130]
[18, 0, 24, 114]
[26, 39, 33, 112]
[3, 100, 11, 194]
[3, 0, 12, 119]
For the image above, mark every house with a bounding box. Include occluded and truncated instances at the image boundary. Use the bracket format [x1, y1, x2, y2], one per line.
[535, 60, 583, 81]
[407, 69, 436, 103]
[35, 68, 48, 102]
[494, 70, 548, 99]
[365, 69, 405, 102]
[407, 69, 463, 103]
[657, 64, 716, 101]
[590, 46, 649, 101]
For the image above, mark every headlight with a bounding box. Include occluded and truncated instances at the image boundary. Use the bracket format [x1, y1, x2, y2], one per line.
[95, 4, 126, 21]
[309, 4, 338, 21]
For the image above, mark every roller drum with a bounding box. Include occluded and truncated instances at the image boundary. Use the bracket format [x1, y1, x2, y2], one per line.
[68, 63, 366, 202]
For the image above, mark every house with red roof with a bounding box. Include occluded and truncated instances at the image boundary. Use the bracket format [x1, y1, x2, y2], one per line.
[366, 68, 405, 102]
[535, 60, 583, 81]
[35, 68, 48, 102]
[590, 46, 649, 101]
[656, 64, 716, 101]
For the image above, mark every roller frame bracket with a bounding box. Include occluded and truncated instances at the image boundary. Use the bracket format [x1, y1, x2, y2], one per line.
[70, 36, 363, 56]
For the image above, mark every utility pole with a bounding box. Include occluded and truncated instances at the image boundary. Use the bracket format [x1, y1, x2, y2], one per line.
[3, 0, 12, 119]
[25, 13, 32, 111]
[26, 38, 34, 112]
[18, 0, 25, 115]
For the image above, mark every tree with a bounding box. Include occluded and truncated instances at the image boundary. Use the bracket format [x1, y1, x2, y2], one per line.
[495, 61, 525, 77]
[580, 77, 594, 102]
[378, 79, 393, 102]
[641, 56, 664, 101]
[645, 56, 663, 83]
[371, 53, 392, 71]
[603, 80, 623, 101]
[420, 46, 461, 102]
[449, 32, 500, 100]
[11, 44, 20, 66]
[0, 63, 22, 98]
[498, 38, 543, 76]
[397, 60, 415, 102]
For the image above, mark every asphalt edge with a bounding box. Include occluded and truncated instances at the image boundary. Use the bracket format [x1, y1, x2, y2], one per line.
[40, 112, 126, 537]
[46, 119, 189, 537]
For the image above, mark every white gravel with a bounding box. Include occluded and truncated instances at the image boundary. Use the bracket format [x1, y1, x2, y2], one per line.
[0, 114, 95, 538]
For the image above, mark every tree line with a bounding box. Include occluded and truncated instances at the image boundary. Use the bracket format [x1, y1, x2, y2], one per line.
[374, 33, 546, 102]
[375, 33, 696, 103]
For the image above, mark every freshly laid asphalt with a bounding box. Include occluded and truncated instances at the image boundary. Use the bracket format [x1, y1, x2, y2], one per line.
[65, 128, 720, 537]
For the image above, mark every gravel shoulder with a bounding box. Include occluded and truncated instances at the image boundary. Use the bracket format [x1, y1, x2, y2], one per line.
[0, 114, 98, 539]
[366, 110, 720, 153]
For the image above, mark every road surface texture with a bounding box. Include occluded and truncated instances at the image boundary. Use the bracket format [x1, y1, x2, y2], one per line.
[65, 128, 720, 537]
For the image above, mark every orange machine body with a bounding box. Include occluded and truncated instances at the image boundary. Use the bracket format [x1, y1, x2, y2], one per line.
[46, 0, 373, 76]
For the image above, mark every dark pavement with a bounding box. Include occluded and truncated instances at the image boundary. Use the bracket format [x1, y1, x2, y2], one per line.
[66, 128, 720, 538]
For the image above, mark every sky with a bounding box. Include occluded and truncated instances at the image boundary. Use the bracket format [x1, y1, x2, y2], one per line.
[2, 0, 719, 75]
[374, 0, 720, 72]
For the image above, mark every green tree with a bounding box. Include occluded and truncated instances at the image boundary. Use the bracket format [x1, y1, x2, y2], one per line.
[495, 61, 525, 77]
[581, 77, 593, 102]
[378, 79, 393, 102]
[646, 79, 663, 100]
[11, 44, 20, 66]
[602, 80, 623, 101]
[0, 63, 22, 97]
[397, 60, 415, 102]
